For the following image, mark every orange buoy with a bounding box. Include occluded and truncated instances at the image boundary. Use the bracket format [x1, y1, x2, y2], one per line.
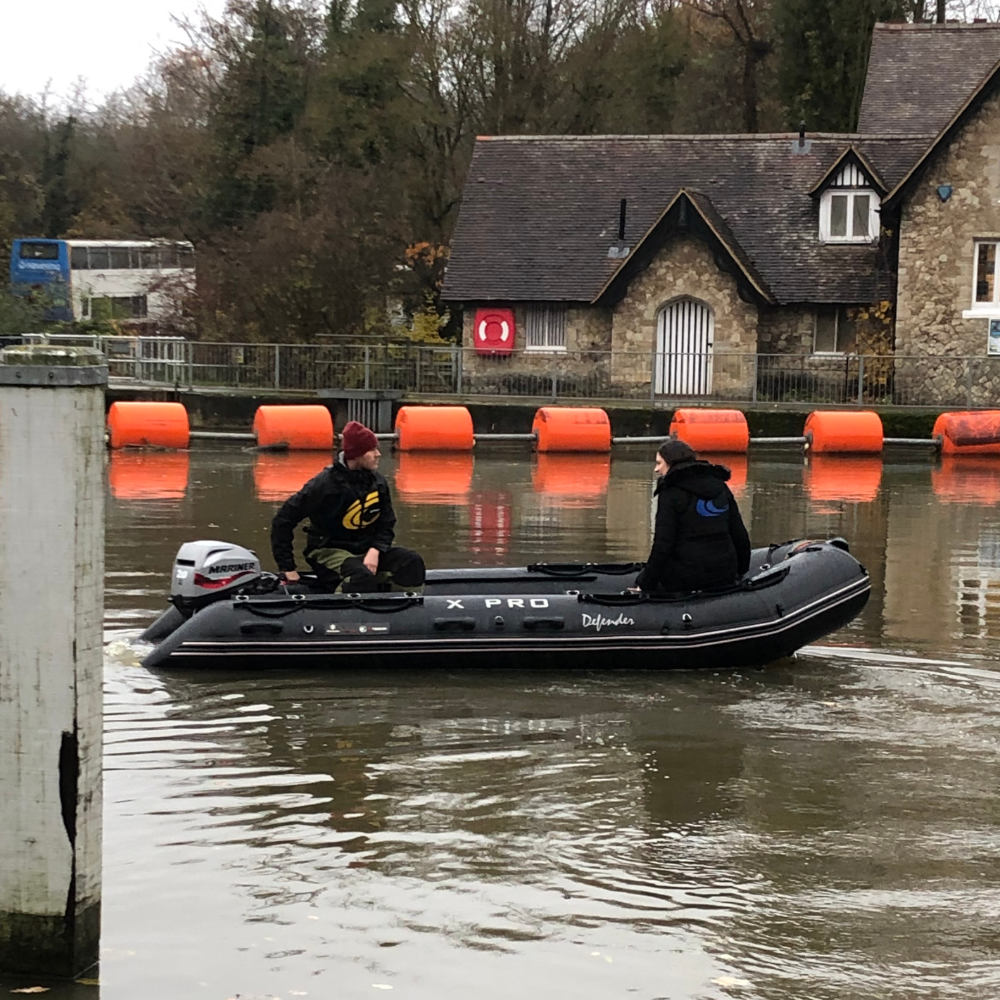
[107, 401, 190, 449]
[253, 405, 333, 450]
[804, 410, 883, 454]
[532, 454, 610, 498]
[932, 456, 1000, 505]
[395, 406, 475, 451]
[253, 451, 330, 501]
[532, 407, 611, 453]
[394, 452, 474, 502]
[669, 408, 749, 453]
[932, 410, 1000, 455]
[804, 455, 883, 503]
[108, 451, 190, 500]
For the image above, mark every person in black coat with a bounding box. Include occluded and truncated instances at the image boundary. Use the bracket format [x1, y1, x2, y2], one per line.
[634, 437, 751, 593]
[270, 420, 425, 593]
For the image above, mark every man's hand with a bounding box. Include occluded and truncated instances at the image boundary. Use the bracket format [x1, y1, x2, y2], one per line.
[363, 547, 380, 575]
[281, 570, 300, 583]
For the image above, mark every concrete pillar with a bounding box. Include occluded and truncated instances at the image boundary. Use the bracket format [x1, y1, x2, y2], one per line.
[0, 346, 106, 977]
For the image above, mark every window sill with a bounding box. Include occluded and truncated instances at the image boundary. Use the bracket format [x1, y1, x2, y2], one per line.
[962, 308, 1000, 319]
[524, 346, 567, 354]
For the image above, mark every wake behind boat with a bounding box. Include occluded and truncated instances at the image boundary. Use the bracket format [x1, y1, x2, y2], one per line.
[139, 538, 870, 670]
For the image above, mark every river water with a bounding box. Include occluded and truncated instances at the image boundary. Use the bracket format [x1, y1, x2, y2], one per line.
[8, 446, 1000, 999]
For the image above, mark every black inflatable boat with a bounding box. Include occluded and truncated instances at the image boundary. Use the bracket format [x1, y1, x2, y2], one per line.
[139, 537, 870, 670]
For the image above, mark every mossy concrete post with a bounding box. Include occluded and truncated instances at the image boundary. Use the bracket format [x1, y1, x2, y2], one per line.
[0, 346, 106, 977]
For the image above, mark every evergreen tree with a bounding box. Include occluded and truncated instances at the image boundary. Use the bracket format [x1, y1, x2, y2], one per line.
[207, 0, 313, 226]
[774, 0, 910, 131]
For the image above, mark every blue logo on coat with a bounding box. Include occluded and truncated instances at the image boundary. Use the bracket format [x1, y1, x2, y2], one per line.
[696, 498, 729, 517]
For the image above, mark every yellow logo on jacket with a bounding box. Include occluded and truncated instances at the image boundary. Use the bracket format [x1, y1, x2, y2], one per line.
[342, 491, 381, 530]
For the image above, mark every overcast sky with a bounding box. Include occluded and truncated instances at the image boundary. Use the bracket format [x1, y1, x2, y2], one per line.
[0, 0, 228, 104]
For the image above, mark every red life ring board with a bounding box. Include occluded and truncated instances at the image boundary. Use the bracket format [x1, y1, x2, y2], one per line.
[474, 308, 515, 355]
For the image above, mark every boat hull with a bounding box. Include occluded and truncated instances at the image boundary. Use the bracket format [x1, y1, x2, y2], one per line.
[140, 540, 870, 671]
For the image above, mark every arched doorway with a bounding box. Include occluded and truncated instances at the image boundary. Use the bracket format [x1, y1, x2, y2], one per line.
[654, 297, 714, 395]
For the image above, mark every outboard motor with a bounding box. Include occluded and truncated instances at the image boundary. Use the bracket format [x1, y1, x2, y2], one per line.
[169, 540, 265, 614]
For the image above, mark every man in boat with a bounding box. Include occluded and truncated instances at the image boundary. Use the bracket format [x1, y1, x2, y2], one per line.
[633, 437, 751, 594]
[270, 420, 426, 593]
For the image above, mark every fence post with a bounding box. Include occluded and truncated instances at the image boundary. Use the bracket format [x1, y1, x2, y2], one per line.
[0, 346, 104, 977]
[274, 344, 281, 390]
[751, 353, 758, 403]
[364, 345, 371, 390]
[454, 344, 463, 394]
[965, 357, 973, 407]
[551, 372, 558, 402]
[857, 354, 865, 405]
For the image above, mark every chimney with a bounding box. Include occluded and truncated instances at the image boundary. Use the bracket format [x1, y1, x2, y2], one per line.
[607, 198, 631, 259]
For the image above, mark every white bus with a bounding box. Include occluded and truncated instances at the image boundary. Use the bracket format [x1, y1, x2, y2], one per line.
[10, 237, 195, 326]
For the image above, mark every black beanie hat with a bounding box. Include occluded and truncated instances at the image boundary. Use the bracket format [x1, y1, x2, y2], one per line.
[658, 438, 697, 465]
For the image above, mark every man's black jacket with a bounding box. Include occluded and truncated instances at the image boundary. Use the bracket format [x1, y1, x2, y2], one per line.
[270, 458, 396, 572]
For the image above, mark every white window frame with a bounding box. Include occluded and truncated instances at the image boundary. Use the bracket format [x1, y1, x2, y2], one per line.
[965, 239, 1000, 316]
[813, 306, 857, 355]
[819, 188, 879, 243]
[524, 304, 567, 352]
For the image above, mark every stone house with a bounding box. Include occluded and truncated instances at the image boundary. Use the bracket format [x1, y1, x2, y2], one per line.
[441, 22, 1000, 405]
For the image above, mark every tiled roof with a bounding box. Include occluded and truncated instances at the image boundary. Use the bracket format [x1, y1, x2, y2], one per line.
[858, 22, 1000, 135]
[442, 134, 928, 306]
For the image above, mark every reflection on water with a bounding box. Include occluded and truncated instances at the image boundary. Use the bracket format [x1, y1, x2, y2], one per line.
[9, 447, 1000, 999]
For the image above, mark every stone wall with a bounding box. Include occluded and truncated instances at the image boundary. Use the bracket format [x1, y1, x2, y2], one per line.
[460, 304, 613, 395]
[609, 236, 760, 396]
[758, 306, 814, 354]
[896, 86, 1000, 404]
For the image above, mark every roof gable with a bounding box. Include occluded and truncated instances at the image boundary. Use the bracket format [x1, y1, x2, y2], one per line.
[594, 188, 774, 306]
[858, 22, 1000, 135]
[808, 146, 887, 196]
[442, 134, 926, 307]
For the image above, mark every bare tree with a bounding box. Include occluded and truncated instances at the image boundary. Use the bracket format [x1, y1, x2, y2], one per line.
[677, 0, 772, 130]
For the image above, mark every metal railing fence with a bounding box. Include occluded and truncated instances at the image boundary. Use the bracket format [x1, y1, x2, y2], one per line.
[16, 334, 1000, 408]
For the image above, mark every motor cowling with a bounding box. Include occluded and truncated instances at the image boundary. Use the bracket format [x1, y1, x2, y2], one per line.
[169, 540, 264, 613]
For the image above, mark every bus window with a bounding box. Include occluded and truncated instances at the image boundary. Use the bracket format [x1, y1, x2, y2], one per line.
[89, 248, 110, 269]
[109, 247, 131, 269]
[20, 242, 59, 260]
[70, 245, 89, 268]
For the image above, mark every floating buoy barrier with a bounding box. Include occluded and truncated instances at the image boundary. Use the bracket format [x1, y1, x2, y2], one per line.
[804, 455, 883, 503]
[107, 401, 190, 449]
[804, 410, 884, 454]
[531, 453, 610, 499]
[108, 450, 190, 500]
[394, 452, 474, 501]
[669, 408, 750, 453]
[395, 405, 475, 451]
[931, 410, 1000, 455]
[253, 451, 330, 501]
[253, 405, 333, 450]
[532, 407, 611, 453]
